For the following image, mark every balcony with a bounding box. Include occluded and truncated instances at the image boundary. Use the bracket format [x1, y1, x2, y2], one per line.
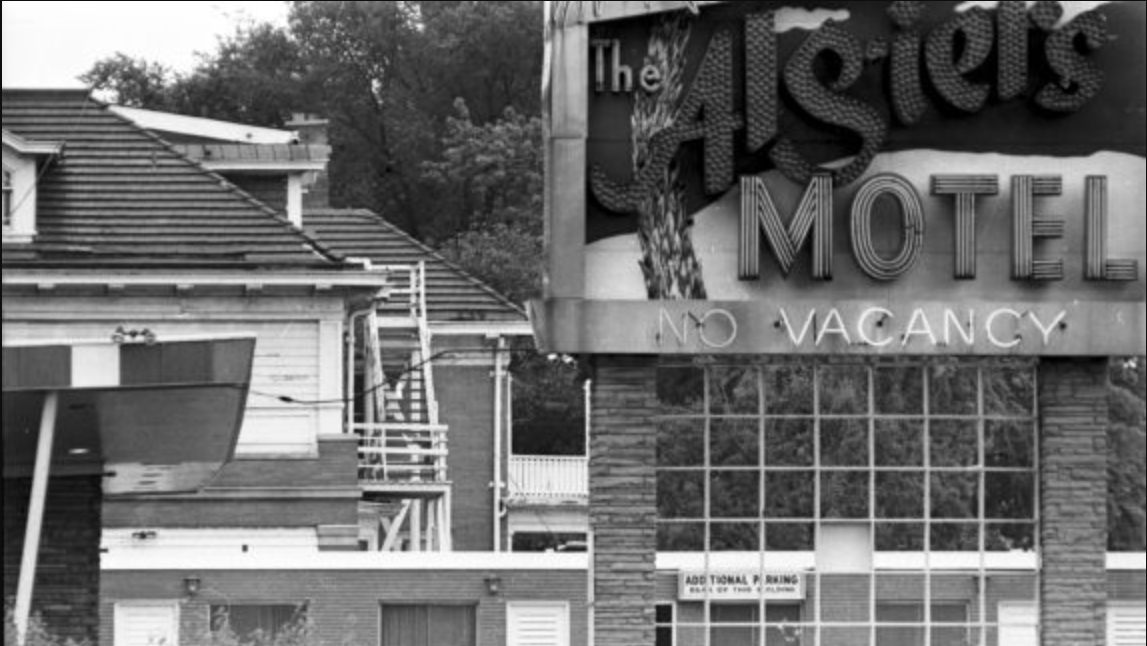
[355, 422, 449, 486]
[507, 455, 588, 503]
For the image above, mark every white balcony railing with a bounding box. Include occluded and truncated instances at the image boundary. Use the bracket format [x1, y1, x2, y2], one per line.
[507, 455, 588, 500]
[354, 422, 449, 484]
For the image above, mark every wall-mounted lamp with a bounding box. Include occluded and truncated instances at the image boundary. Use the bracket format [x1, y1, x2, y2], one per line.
[183, 575, 202, 597]
[483, 574, 502, 596]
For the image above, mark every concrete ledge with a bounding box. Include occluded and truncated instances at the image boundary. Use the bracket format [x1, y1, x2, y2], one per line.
[103, 551, 590, 570]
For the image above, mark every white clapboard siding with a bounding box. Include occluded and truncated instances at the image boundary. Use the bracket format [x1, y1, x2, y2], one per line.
[1110, 603, 1147, 646]
[507, 602, 568, 646]
[2, 320, 324, 453]
[114, 602, 178, 646]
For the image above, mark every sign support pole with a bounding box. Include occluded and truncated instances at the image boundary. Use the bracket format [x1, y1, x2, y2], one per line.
[14, 391, 59, 646]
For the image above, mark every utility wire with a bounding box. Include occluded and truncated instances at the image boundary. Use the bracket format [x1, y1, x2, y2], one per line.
[247, 345, 533, 406]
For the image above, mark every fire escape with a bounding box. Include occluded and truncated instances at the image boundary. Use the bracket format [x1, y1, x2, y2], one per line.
[348, 263, 451, 551]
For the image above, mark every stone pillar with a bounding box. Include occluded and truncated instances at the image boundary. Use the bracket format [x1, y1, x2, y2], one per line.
[590, 355, 659, 646]
[1038, 358, 1109, 646]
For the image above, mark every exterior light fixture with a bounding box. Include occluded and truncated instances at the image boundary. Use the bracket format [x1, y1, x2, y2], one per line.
[483, 574, 501, 596]
[183, 575, 201, 597]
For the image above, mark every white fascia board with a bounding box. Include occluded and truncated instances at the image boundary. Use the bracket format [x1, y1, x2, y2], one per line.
[552, 1, 730, 26]
[201, 161, 327, 173]
[2, 332, 257, 348]
[429, 321, 534, 336]
[109, 106, 296, 144]
[2, 130, 63, 156]
[1108, 552, 1147, 570]
[2, 269, 390, 289]
[656, 552, 1145, 572]
[102, 550, 589, 571]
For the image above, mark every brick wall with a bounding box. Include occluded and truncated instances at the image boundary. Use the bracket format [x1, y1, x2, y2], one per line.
[590, 356, 659, 646]
[435, 348, 498, 552]
[101, 568, 588, 646]
[3, 475, 102, 645]
[1039, 358, 1110, 646]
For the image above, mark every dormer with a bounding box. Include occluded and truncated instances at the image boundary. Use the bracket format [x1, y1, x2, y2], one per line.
[108, 106, 329, 228]
[2, 129, 62, 243]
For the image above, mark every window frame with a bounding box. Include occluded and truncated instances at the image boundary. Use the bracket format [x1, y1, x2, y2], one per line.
[208, 602, 308, 642]
[655, 358, 1040, 646]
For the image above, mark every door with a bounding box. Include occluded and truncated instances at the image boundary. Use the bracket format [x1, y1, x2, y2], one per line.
[1108, 602, 1147, 646]
[507, 601, 569, 646]
[114, 601, 179, 646]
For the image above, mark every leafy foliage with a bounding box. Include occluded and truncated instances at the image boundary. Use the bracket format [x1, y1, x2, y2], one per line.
[1109, 357, 1146, 551]
[510, 352, 586, 456]
[81, 53, 174, 109]
[83, 1, 543, 243]
[4, 605, 90, 646]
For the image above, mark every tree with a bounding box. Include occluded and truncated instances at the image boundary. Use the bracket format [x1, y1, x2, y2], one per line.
[80, 53, 174, 109]
[171, 23, 311, 126]
[424, 100, 544, 302]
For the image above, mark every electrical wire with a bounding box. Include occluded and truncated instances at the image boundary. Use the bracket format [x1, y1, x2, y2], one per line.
[246, 345, 534, 406]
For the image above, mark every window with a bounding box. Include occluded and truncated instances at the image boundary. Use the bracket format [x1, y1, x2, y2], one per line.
[2, 169, 12, 229]
[655, 359, 1039, 645]
[210, 604, 305, 642]
[655, 604, 675, 646]
[511, 531, 587, 552]
[876, 603, 968, 646]
[380, 605, 475, 646]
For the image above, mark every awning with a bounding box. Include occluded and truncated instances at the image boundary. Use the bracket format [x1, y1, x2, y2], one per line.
[2, 336, 256, 494]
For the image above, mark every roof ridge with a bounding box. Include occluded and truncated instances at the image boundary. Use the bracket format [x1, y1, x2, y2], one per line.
[101, 102, 348, 266]
[307, 208, 526, 316]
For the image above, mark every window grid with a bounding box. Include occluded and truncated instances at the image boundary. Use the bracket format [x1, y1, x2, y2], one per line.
[655, 360, 1039, 646]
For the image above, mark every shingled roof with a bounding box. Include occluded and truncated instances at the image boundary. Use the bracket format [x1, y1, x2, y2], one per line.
[1, 89, 341, 269]
[304, 209, 525, 322]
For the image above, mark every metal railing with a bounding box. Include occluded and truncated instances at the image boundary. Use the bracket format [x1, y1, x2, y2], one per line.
[355, 422, 449, 483]
[507, 455, 589, 499]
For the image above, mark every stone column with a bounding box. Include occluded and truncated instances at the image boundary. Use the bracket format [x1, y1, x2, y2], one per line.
[1038, 358, 1109, 646]
[590, 355, 659, 646]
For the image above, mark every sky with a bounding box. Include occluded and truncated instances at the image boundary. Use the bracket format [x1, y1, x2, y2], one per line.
[2, 1, 289, 89]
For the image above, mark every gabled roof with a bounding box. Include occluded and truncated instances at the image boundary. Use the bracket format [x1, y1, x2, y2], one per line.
[1, 89, 343, 269]
[304, 209, 525, 322]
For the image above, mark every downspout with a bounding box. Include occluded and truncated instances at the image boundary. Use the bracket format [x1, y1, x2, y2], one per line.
[343, 257, 387, 437]
[491, 336, 507, 551]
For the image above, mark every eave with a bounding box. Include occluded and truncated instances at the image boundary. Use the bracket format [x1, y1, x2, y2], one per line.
[2, 129, 63, 156]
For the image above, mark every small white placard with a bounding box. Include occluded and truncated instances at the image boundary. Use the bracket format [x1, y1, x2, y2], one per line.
[678, 570, 805, 601]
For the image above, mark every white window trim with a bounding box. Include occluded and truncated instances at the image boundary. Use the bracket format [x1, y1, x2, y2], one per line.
[2, 131, 60, 243]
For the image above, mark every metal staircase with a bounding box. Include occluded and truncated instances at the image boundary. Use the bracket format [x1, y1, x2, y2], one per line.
[348, 262, 451, 552]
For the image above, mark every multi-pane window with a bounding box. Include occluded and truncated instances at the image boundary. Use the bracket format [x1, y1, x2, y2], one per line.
[655, 359, 1039, 645]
